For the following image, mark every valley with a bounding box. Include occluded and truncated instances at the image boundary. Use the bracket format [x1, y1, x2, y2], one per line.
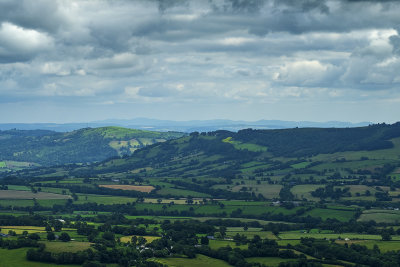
[1, 123, 400, 266]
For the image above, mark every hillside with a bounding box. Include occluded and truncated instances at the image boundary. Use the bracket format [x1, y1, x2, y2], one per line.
[0, 127, 185, 167]
[11, 122, 400, 202]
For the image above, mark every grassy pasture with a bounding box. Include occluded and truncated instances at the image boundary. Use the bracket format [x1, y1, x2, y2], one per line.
[291, 162, 311, 169]
[208, 240, 248, 250]
[99, 184, 155, 193]
[152, 254, 232, 267]
[5, 185, 30, 191]
[222, 137, 267, 152]
[0, 248, 81, 267]
[278, 231, 387, 240]
[310, 137, 400, 162]
[358, 209, 400, 223]
[120, 235, 160, 243]
[0, 190, 71, 200]
[74, 194, 136, 205]
[156, 187, 211, 197]
[231, 184, 282, 199]
[246, 257, 297, 266]
[303, 208, 355, 222]
[336, 240, 400, 252]
[0, 226, 76, 235]
[42, 241, 92, 253]
[291, 184, 323, 200]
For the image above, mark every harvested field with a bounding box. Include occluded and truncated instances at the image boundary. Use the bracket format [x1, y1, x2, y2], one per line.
[0, 190, 71, 200]
[99, 184, 155, 193]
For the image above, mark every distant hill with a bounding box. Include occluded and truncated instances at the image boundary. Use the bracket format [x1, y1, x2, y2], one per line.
[0, 118, 371, 132]
[0, 127, 185, 167]
[21, 122, 399, 180]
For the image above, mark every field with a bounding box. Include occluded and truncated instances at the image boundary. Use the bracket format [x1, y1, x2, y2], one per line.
[0, 190, 71, 200]
[291, 184, 323, 200]
[246, 257, 297, 266]
[0, 248, 81, 267]
[358, 209, 400, 223]
[120, 235, 160, 243]
[304, 208, 356, 222]
[278, 231, 389, 241]
[0, 161, 6, 168]
[152, 254, 232, 267]
[42, 241, 92, 253]
[99, 184, 155, 193]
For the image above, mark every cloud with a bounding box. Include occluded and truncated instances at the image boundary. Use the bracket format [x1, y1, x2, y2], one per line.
[0, 22, 53, 62]
[1, 0, 400, 123]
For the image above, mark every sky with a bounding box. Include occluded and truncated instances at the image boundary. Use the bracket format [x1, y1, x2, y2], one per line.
[0, 0, 400, 123]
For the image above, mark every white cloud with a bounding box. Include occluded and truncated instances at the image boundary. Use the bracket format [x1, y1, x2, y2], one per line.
[0, 22, 53, 60]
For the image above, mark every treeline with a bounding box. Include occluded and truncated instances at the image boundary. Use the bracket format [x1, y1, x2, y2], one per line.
[235, 123, 400, 157]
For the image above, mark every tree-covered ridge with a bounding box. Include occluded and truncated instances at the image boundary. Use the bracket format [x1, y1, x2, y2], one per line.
[64, 123, 400, 176]
[232, 122, 400, 157]
[0, 127, 185, 166]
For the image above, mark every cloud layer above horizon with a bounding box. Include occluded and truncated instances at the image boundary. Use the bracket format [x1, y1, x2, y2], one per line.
[1, 0, 400, 123]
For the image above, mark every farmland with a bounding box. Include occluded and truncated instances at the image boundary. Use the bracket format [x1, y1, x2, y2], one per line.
[99, 184, 155, 193]
[0, 124, 400, 266]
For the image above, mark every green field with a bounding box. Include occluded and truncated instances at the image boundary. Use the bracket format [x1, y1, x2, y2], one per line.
[42, 241, 92, 253]
[208, 240, 248, 250]
[278, 231, 388, 240]
[0, 248, 81, 267]
[246, 257, 297, 266]
[0, 161, 6, 168]
[152, 254, 232, 267]
[304, 208, 355, 222]
[358, 209, 400, 223]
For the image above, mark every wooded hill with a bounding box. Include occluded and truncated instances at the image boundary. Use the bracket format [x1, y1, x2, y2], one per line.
[14, 122, 400, 183]
[0, 127, 185, 166]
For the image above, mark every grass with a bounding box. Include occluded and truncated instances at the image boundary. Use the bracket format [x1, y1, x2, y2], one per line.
[41, 241, 92, 253]
[5, 185, 31, 191]
[120, 235, 160, 243]
[231, 184, 282, 199]
[157, 187, 211, 198]
[304, 208, 355, 222]
[152, 254, 232, 267]
[222, 137, 267, 152]
[208, 240, 248, 250]
[246, 257, 297, 266]
[0, 161, 6, 168]
[74, 194, 136, 205]
[291, 185, 323, 201]
[0, 190, 71, 200]
[0, 248, 81, 267]
[358, 209, 400, 223]
[278, 231, 386, 240]
[291, 162, 311, 169]
[336, 240, 400, 252]
[99, 184, 155, 192]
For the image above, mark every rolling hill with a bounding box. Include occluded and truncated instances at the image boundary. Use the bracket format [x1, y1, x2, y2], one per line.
[0, 127, 185, 167]
[10, 122, 400, 202]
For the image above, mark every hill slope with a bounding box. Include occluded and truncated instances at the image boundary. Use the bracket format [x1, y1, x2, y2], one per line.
[0, 127, 185, 167]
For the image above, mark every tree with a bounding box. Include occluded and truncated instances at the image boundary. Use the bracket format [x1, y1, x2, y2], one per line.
[381, 231, 392, 241]
[54, 220, 63, 231]
[45, 225, 52, 232]
[28, 233, 40, 240]
[201, 236, 209, 245]
[60, 232, 71, 242]
[47, 232, 56, 241]
[219, 226, 227, 238]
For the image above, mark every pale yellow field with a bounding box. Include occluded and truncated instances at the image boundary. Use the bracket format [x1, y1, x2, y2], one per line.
[120, 235, 160, 243]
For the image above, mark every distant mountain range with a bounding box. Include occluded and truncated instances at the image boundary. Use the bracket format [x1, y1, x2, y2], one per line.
[0, 118, 372, 132]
